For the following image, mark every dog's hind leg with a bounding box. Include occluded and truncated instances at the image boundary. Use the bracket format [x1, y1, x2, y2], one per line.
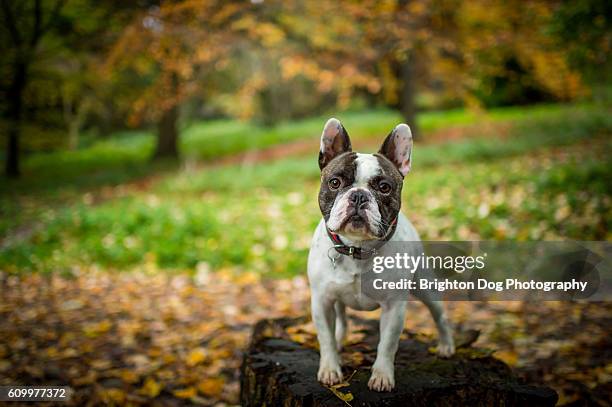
[412, 289, 455, 357]
[334, 302, 347, 351]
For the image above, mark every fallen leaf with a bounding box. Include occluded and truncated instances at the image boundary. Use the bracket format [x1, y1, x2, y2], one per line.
[91, 359, 112, 370]
[83, 320, 112, 338]
[197, 377, 225, 397]
[186, 347, 207, 366]
[99, 388, 126, 404]
[140, 377, 162, 398]
[120, 369, 140, 384]
[326, 385, 353, 406]
[325, 370, 356, 406]
[173, 387, 197, 399]
[495, 350, 518, 366]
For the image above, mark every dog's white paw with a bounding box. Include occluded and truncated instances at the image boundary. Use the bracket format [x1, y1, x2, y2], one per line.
[318, 363, 343, 386]
[437, 339, 455, 358]
[368, 367, 395, 392]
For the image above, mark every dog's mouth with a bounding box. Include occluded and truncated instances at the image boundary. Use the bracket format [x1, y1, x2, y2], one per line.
[336, 206, 368, 229]
[347, 214, 366, 228]
[337, 211, 378, 238]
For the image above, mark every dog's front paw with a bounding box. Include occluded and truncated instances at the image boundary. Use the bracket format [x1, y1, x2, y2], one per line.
[368, 367, 395, 392]
[437, 338, 455, 358]
[318, 363, 343, 386]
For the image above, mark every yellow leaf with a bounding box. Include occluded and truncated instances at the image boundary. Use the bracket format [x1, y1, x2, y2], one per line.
[289, 333, 308, 344]
[197, 377, 225, 397]
[140, 377, 162, 398]
[173, 387, 196, 399]
[210, 348, 232, 359]
[99, 388, 126, 404]
[325, 371, 356, 406]
[327, 386, 354, 406]
[186, 347, 207, 366]
[120, 369, 140, 384]
[234, 271, 260, 285]
[83, 320, 112, 338]
[495, 350, 518, 366]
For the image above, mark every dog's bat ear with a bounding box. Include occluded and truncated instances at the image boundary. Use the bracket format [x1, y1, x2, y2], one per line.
[319, 118, 352, 170]
[379, 123, 413, 177]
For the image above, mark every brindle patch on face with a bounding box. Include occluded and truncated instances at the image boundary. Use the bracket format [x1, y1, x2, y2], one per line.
[318, 152, 357, 222]
[371, 153, 404, 234]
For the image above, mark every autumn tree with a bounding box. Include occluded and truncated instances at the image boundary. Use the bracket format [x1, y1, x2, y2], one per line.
[275, 0, 584, 137]
[106, 1, 262, 159]
[249, 1, 381, 124]
[57, 2, 138, 150]
[548, 0, 611, 97]
[240, 0, 447, 136]
[446, 0, 584, 106]
[355, 0, 435, 137]
[365, 0, 585, 123]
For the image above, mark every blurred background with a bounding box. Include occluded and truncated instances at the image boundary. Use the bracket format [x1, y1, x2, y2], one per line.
[0, 0, 611, 405]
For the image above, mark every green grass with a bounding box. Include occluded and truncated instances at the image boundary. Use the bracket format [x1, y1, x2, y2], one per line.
[180, 102, 606, 160]
[1, 103, 610, 276]
[2, 102, 602, 196]
[161, 106, 611, 193]
[6, 102, 584, 233]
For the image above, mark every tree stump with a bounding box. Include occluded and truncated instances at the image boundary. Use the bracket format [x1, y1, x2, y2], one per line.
[240, 316, 558, 406]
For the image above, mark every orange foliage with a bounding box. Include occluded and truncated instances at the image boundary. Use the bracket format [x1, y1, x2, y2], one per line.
[105, 0, 584, 124]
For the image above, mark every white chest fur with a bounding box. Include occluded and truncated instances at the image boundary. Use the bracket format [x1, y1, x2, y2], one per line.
[307, 212, 419, 310]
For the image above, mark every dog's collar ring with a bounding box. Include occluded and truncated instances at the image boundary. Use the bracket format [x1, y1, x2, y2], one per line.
[327, 246, 343, 268]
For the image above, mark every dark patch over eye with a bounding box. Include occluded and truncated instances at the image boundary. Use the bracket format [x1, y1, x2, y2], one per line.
[378, 181, 392, 193]
[328, 177, 342, 190]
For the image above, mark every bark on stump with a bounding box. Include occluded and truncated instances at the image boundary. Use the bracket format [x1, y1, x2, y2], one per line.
[240, 316, 558, 406]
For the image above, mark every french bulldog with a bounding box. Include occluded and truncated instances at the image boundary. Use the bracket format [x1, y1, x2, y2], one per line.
[307, 118, 455, 392]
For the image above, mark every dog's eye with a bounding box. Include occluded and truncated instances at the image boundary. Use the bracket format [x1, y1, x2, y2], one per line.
[378, 181, 391, 194]
[328, 178, 341, 190]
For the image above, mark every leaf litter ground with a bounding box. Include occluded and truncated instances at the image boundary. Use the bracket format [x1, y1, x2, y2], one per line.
[1, 270, 610, 405]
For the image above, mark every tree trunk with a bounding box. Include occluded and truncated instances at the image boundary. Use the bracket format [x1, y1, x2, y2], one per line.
[153, 104, 179, 159]
[67, 120, 79, 150]
[399, 54, 420, 139]
[63, 94, 88, 151]
[5, 59, 26, 178]
[241, 316, 558, 406]
[6, 131, 20, 178]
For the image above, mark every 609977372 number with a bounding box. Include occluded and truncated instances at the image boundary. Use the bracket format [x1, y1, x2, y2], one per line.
[1, 386, 71, 401]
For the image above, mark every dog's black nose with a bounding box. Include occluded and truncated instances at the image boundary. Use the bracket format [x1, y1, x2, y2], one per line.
[349, 190, 369, 208]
